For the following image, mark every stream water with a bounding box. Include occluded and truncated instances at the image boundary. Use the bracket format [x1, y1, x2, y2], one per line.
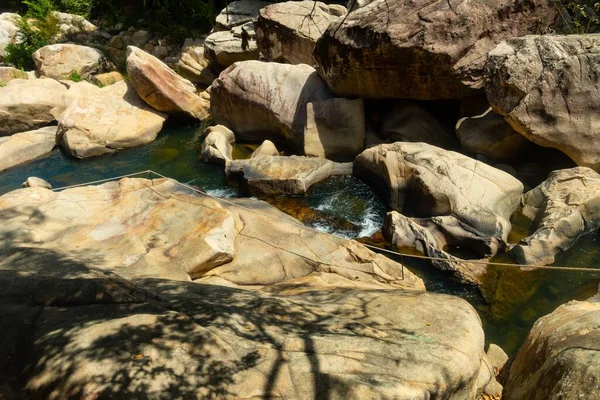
[1, 122, 599, 357]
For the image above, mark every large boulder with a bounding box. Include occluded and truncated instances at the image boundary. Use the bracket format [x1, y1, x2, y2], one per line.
[175, 39, 218, 86]
[486, 34, 600, 172]
[204, 24, 259, 70]
[456, 107, 532, 162]
[211, 61, 334, 152]
[200, 130, 234, 164]
[51, 11, 97, 42]
[503, 293, 600, 400]
[226, 155, 352, 196]
[511, 167, 600, 266]
[255, 1, 346, 66]
[33, 44, 105, 80]
[126, 46, 210, 120]
[313, 0, 556, 99]
[0, 13, 20, 58]
[0, 126, 56, 172]
[52, 81, 167, 158]
[304, 98, 365, 162]
[0, 78, 67, 136]
[214, 0, 270, 31]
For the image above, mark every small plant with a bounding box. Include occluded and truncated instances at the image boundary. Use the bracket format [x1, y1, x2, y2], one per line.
[555, 0, 600, 33]
[57, 0, 95, 18]
[68, 70, 83, 82]
[0, 81, 6, 88]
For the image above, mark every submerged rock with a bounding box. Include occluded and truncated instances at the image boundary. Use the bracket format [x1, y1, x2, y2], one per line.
[227, 156, 352, 196]
[33, 44, 105, 80]
[256, 1, 346, 65]
[0, 127, 56, 172]
[126, 46, 210, 120]
[511, 167, 600, 266]
[486, 34, 600, 172]
[211, 61, 334, 152]
[0, 78, 67, 136]
[313, 0, 556, 99]
[53, 81, 167, 158]
[456, 107, 532, 162]
[504, 293, 600, 399]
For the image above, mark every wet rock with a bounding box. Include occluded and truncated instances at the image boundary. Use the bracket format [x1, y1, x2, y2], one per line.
[211, 61, 334, 152]
[456, 107, 532, 162]
[92, 71, 125, 87]
[304, 98, 365, 162]
[33, 44, 105, 80]
[313, 0, 556, 99]
[355, 142, 523, 243]
[126, 46, 210, 120]
[379, 100, 455, 148]
[175, 39, 218, 86]
[201, 130, 234, 164]
[486, 34, 600, 172]
[256, 1, 346, 65]
[0, 67, 28, 83]
[226, 155, 352, 196]
[511, 167, 600, 266]
[251, 140, 279, 159]
[214, 0, 270, 31]
[0, 78, 67, 136]
[0, 127, 56, 172]
[504, 294, 600, 399]
[204, 25, 259, 70]
[53, 81, 167, 158]
[21, 177, 52, 189]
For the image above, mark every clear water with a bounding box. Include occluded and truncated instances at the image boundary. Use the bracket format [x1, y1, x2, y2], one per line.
[1, 122, 598, 358]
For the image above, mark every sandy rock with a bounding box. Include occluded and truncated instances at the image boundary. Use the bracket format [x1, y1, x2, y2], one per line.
[313, 0, 556, 99]
[21, 177, 52, 189]
[0, 78, 67, 136]
[127, 46, 209, 120]
[456, 107, 532, 162]
[251, 140, 278, 158]
[52, 11, 96, 42]
[33, 44, 105, 80]
[227, 155, 352, 196]
[256, 1, 346, 65]
[0, 127, 56, 172]
[92, 71, 124, 87]
[511, 167, 600, 266]
[504, 295, 600, 400]
[204, 27, 259, 70]
[0, 67, 28, 83]
[53, 81, 167, 158]
[204, 124, 235, 144]
[486, 34, 600, 171]
[214, 0, 270, 31]
[201, 131, 233, 164]
[211, 61, 334, 152]
[175, 40, 218, 86]
[304, 98, 365, 162]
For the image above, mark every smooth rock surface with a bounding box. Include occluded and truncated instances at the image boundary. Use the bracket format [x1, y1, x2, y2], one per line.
[33, 44, 105, 80]
[256, 1, 345, 65]
[251, 140, 279, 159]
[504, 295, 600, 400]
[175, 39, 218, 86]
[0, 127, 56, 172]
[204, 27, 259, 70]
[92, 71, 124, 87]
[211, 61, 334, 152]
[126, 46, 210, 120]
[511, 167, 600, 266]
[456, 107, 531, 162]
[304, 98, 365, 162]
[215, 0, 270, 30]
[52, 11, 97, 41]
[201, 130, 234, 164]
[53, 81, 167, 158]
[227, 156, 352, 196]
[313, 0, 556, 99]
[21, 177, 52, 189]
[0, 78, 67, 136]
[0, 66, 28, 83]
[486, 34, 600, 171]
[0, 13, 20, 58]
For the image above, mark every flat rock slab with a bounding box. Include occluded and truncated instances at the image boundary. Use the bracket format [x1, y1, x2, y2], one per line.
[227, 155, 352, 195]
[0, 126, 56, 171]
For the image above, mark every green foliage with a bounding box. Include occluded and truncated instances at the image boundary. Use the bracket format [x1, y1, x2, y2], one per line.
[22, 0, 55, 18]
[0, 81, 6, 88]
[4, 9, 60, 70]
[56, 0, 95, 18]
[555, 0, 600, 33]
[68, 70, 83, 82]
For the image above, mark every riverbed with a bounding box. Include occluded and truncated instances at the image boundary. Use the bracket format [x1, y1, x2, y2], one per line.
[1, 122, 598, 357]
